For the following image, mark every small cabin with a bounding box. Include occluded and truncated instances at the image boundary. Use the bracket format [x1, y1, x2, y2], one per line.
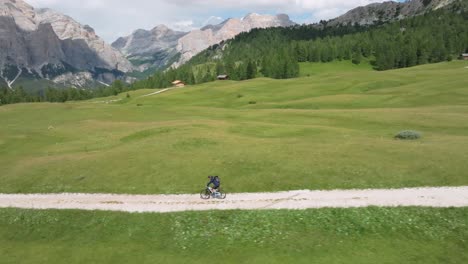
[171, 80, 185, 87]
[217, 75, 229, 80]
[462, 54, 468, 60]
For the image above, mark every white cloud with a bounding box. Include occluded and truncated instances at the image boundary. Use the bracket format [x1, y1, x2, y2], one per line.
[171, 20, 198, 32]
[25, 0, 401, 42]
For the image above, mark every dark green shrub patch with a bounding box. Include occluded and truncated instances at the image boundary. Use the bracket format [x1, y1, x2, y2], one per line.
[395, 130, 421, 140]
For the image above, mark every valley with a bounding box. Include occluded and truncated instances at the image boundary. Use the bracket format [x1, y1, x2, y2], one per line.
[1, 0, 468, 263]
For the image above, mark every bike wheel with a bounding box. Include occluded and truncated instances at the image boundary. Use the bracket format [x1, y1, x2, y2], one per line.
[200, 189, 211, 199]
[219, 189, 227, 199]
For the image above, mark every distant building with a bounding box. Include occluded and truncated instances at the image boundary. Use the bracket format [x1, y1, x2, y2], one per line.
[171, 80, 185, 87]
[462, 54, 468, 60]
[217, 75, 229, 80]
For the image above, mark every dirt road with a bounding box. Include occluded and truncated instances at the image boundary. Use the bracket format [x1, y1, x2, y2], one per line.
[1, 187, 467, 213]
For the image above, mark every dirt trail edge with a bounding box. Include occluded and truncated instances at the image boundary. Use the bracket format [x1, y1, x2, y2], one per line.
[1, 187, 467, 213]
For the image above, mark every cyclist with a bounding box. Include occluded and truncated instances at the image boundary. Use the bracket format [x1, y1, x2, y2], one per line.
[206, 175, 220, 194]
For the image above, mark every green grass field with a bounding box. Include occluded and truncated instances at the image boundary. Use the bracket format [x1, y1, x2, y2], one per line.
[2, 61, 468, 263]
[1, 61, 468, 194]
[0, 207, 467, 263]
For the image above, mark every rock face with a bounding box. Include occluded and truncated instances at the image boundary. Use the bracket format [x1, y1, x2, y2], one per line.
[175, 13, 295, 67]
[328, 0, 456, 26]
[112, 25, 187, 72]
[36, 8, 133, 73]
[0, 0, 132, 88]
[113, 13, 295, 70]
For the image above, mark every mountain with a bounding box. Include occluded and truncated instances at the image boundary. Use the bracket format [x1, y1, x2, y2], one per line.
[0, 0, 133, 89]
[128, 0, 466, 92]
[175, 13, 295, 67]
[113, 13, 295, 72]
[328, 0, 456, 26]
[112, 25, 187, 72]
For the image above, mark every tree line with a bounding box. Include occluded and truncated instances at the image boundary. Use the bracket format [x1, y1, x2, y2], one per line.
[0, 80, 131, 105]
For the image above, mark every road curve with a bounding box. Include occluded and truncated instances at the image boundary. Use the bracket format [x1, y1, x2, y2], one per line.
[1, 187, 467, 213]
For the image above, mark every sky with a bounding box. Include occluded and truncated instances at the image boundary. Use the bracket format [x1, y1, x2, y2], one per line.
[27, 0, 405, 43]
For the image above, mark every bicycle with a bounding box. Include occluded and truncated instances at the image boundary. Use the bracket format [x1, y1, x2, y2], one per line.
[200, 187, 227, 200]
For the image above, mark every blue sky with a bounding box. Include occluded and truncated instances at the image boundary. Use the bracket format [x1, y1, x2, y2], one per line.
[27, 0, 405, 42]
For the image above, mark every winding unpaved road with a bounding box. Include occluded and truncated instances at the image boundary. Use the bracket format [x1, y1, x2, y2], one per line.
[1, 187, 467, 213]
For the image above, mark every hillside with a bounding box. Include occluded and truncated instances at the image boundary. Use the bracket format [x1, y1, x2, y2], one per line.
[114, 0, 457, 76]
[1, 61, 467, 194]
[328, 0, 457, 26]
[131, 1, 468, 90]
[1, 61, 468, 263]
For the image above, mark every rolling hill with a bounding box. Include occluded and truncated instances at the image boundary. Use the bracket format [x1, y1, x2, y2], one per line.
[1, 60, 468, 263]
[1, 60, 467, 194]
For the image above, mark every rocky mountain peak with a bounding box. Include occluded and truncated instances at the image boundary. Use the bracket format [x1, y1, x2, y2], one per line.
[0, 0, 133, 88]
[242, 13, 260, 19]
[241, 13, 295, 27]
[328, 0, 456, 26]
[111, 24, 187, 71]
[151, 24, 171, 33]
[83, 24, 95, 34]
[0, 0, 37, 31]
[35, 8, 97, 40]
[34, 7, 132, 73]
[173, 13, 295, 67]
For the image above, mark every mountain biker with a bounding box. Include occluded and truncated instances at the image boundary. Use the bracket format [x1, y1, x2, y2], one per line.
[206, 175, 220, 194]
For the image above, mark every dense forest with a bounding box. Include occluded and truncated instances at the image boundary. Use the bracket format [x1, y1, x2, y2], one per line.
[1, 0, 467, 105]
[0, 80, 130, 105]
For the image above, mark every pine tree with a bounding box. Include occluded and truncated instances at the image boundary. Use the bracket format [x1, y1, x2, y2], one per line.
[216, 62, 225, 75]
[246, 60, 256, 79]
[352, 51, 361, 65]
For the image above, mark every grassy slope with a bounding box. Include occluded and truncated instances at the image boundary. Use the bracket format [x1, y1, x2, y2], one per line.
[0, 207, 466, 264]
[1, 61, 468, 194]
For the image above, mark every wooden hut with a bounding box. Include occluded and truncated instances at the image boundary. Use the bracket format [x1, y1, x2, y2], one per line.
[171, 80, 185, 87]
[217, 75, 229, 80]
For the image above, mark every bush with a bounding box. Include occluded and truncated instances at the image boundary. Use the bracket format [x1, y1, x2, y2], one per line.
[248, 101, 257, 105]
[395, 130, 421, 140]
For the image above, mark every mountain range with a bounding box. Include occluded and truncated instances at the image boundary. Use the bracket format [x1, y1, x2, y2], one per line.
[0, 0, 458, 90]
[111, 13, 295, 73]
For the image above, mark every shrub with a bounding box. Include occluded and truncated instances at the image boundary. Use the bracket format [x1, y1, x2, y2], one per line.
[248, 101, 257, 105]
[237, 94, 244, 98]
[395, 130, 421, 140]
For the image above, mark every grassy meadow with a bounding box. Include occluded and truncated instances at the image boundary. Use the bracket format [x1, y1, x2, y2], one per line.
[2, 61, 468, 263]
[1, 61, 468, 194]
[0, 207, 467, 264]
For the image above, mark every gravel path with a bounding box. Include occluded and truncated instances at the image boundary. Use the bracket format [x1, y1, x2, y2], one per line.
[1, 187, 467, 213]
[139, 88, 173, 97]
